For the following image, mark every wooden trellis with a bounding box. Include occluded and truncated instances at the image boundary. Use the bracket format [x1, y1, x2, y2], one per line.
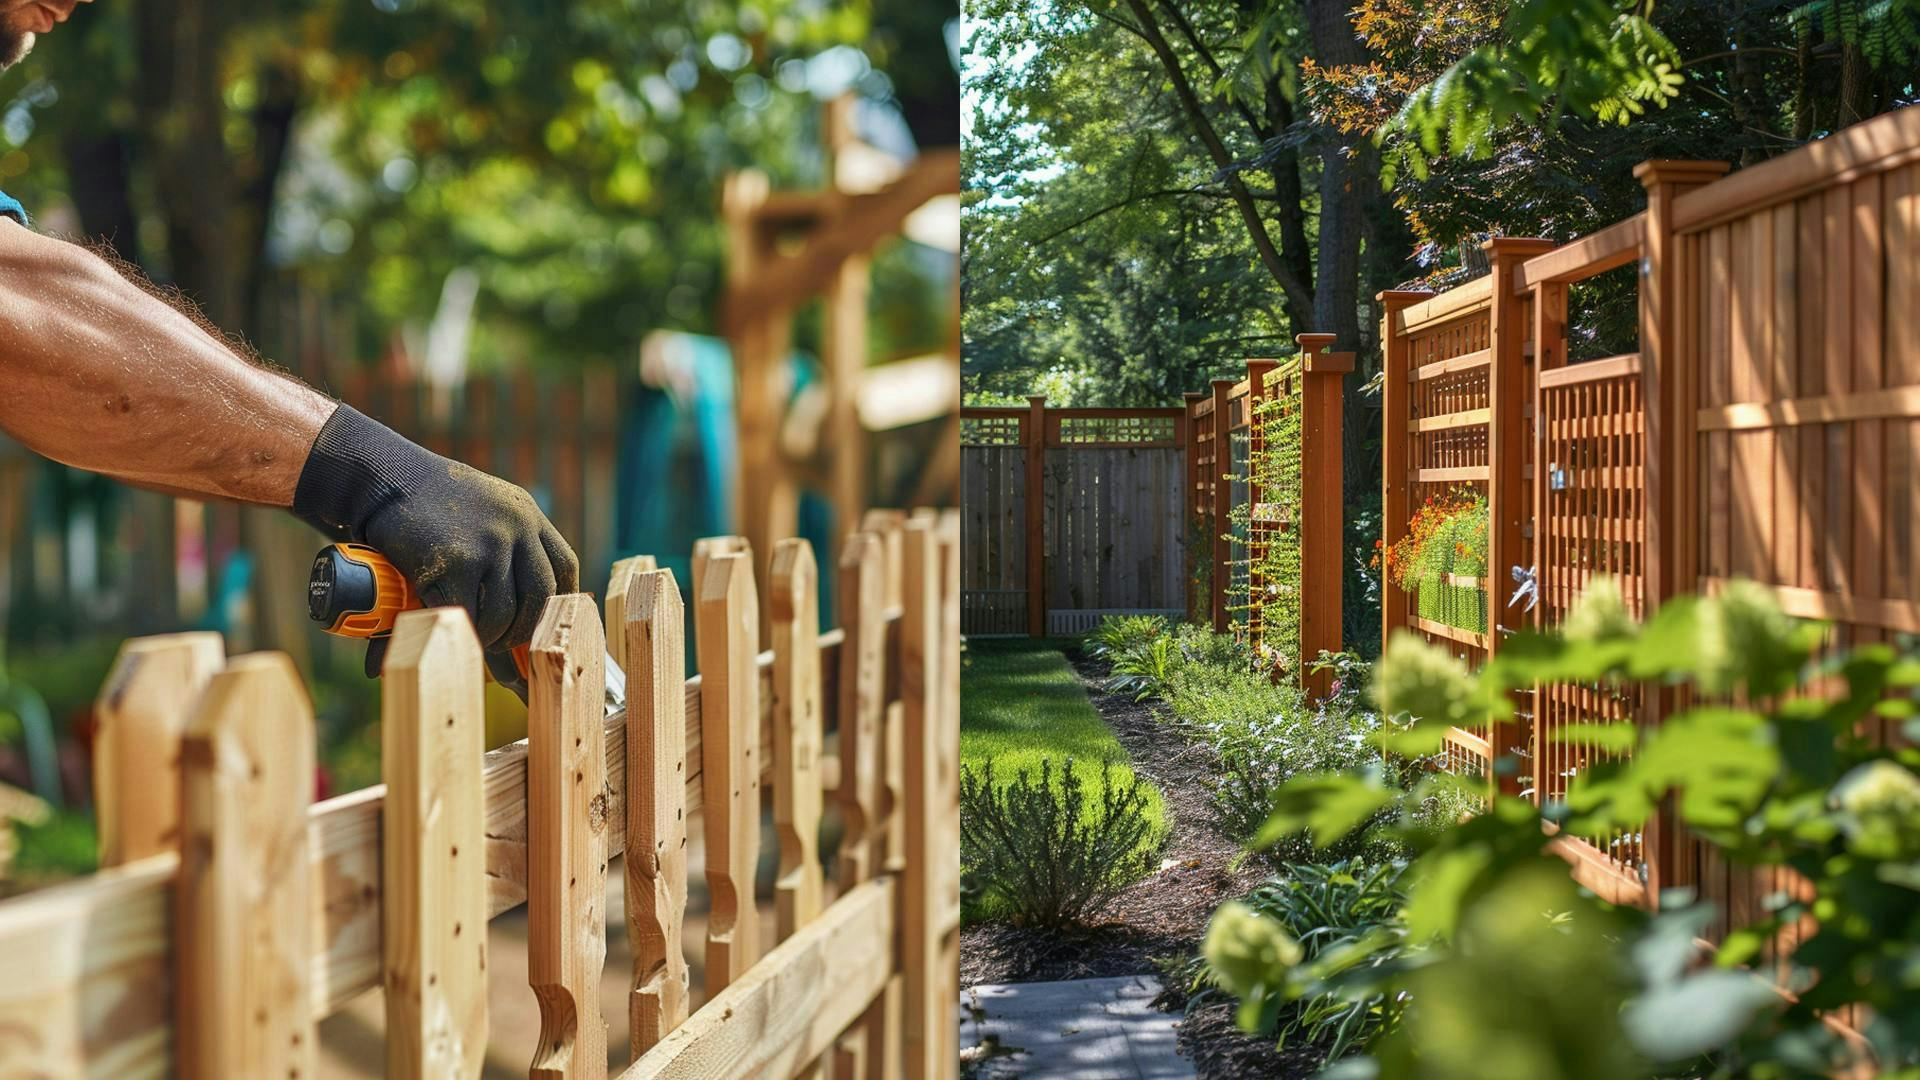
[1377, 106, 1920, 915]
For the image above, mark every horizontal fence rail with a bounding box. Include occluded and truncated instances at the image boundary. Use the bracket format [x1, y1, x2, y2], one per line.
[0, 509, 961, 1080]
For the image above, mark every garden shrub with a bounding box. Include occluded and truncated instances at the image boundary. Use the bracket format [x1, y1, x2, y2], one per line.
[960, 755, 1164, 928]
[1201, 578, 1920, 1078]
[1085, 613, 1167, 660]
[1198, 859, 1411, 1059]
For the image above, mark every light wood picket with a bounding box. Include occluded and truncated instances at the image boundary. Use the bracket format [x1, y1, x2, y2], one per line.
[771, 538, 826, 940]
[176, 653, 317, 1079]
[381, 608, 489, 1078]
[0, 514, 956, 1080]
[695, 545, 763, 993]
[622, 568, 690, 1057]
[93, 633, 223, 869]
[528, 594, 612, 1080]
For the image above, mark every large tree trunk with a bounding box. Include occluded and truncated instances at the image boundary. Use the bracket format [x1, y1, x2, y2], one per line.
[1303, 0, 1379, 514]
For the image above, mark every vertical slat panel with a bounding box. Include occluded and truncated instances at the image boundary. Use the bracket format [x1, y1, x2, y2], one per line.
[381, 609, 488, 1079]
[527, 595, 610, 1080]
[696, 548, 762, 992]
[94, 632, 224, 868]
[622, 568, 689, 1057]
[175, 653, 316, 1079]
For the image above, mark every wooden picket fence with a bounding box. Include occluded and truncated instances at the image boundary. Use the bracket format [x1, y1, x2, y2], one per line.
[1377, 105, 1920, 914]
[0, 510, 961, 1079]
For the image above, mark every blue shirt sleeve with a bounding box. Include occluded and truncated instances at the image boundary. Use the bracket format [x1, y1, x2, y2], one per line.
[0, 189, 27, 226]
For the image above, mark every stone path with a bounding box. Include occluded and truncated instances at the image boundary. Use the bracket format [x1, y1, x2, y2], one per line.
[960, 975, 1194, 1079]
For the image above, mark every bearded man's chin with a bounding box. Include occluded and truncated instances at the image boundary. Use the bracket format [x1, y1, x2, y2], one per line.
[0, 30, 35, 70]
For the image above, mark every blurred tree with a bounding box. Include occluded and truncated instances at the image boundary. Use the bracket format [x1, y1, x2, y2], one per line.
[3, 0, 958, 369]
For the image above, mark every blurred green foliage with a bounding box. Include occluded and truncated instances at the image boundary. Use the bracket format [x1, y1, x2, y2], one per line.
[1207, 580, 1920, 1077]
[2, 0, 957, 369]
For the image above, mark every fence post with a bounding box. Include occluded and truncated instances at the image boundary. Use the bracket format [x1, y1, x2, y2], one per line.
[527, 594, 611, 1080]
[380, 608, 488, 1079]
[1210, 377, 1234, 633]
[1297, 334, 1353, 699]
[899, 518, 949, 1080]
[1182, 391, 1206, 623]
[622, 567, 690, 1057]
[1244, 359, 1279, 664]
[175, 653, 315, 1079]
[1485, 238, 1557, 797]
[93, 632, 223, 867]
[1635, 159, 1729, 900]
[1023, 395, 1047, 637]
[1376, 291, 1431, 654]
[696, 547, 763, 991]
[771, 538, 826, 940]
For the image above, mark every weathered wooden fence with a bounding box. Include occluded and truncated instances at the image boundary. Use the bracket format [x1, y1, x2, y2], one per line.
[958, 402, 1188, 637]
[1378, 105, 1920, 910]
[0, 511, 961, 1079]
[960, 333, 1348, 692]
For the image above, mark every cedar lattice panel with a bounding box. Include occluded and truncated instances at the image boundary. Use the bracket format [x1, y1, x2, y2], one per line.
[1536, 358, 1647, 876]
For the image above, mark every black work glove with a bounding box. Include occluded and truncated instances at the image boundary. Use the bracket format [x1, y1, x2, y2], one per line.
[292, 403, 579, 697]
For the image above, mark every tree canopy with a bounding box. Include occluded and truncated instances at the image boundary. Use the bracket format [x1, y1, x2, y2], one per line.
[962, 0, 1920, 406]
[3, 0, 959, 372]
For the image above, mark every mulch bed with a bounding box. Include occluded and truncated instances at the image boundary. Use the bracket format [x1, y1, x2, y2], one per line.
[960, 648, 1315, 1078]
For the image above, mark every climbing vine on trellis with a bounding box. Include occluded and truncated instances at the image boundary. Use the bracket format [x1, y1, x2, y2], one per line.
[1225, 369, 1305, 676]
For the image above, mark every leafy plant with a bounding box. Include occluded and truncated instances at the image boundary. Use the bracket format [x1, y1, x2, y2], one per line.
[1377, 0, 1685, 185]
[1106, 633, 1178, 700]
[1202, 578, 1920, 1077]
[1085, 614, 1168, 661]
[1200, 860, 1412, 1059]
[960, 756, 1163, 929]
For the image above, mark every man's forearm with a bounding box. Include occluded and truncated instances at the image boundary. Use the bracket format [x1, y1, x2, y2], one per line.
[0, 222, 337, 506]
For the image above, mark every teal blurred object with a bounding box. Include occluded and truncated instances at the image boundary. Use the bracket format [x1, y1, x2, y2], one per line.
[613, 334, 837, 637]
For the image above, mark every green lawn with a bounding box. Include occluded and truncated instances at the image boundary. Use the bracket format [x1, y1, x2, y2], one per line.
[960, 638, 1169, 918]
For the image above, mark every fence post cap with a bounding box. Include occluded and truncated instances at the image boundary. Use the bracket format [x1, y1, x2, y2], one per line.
[1182, 390, 1206, 402]
[1209, 377, 1236, 387]
[1375, 289, 1432, 309]
[1480, 236, 1556, 258]
[1632, 159, 1731, 188]
[1295, 333, 1337, 353]
[1025, 394, 1046, 407]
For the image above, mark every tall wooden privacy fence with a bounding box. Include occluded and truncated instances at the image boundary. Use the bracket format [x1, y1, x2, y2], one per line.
[959, 333, 1348, 693]
[0, 511, 961, 1079]
[1378, 105, 1920, 912]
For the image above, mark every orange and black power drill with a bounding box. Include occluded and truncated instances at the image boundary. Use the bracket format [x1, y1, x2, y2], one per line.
[307, 543, 530, 679]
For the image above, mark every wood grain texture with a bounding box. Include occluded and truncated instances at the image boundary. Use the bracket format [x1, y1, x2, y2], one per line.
[620, 569, 689, 1058]
[620, 878, 895, 1080]
[93, 632, 224, 868]
[695, 551, 762, 992]
[771, 539, 826, 941]
[834, 533, 886, 889]
[527, 595, 611, 1080]
[898, 520, 952, 1080]
[175, 653, 316, 1080]
[603, 555, 659, 676]
[380, 608, 489, 1079]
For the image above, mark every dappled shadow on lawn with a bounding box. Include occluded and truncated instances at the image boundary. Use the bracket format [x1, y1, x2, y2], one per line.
[960, 641, 1317, 1079]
